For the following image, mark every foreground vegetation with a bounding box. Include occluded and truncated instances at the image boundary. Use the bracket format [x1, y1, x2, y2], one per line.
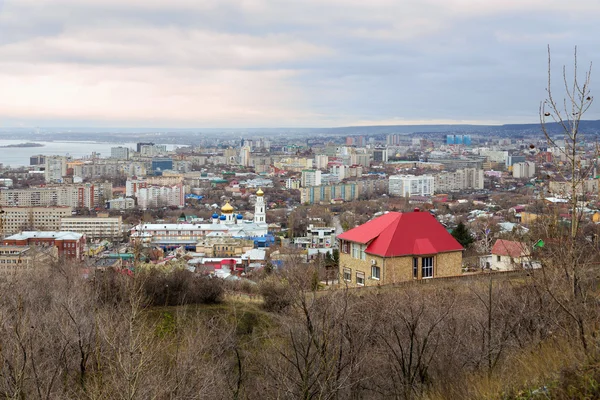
[0, 237, 599, 400]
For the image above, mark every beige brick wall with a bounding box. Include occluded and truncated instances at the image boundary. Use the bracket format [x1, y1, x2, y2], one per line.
[339, 250, 462, 286]
[435, 251, 462, 277]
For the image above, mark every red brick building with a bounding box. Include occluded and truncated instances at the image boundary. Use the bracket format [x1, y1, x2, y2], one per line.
[2, 231, 85, 261]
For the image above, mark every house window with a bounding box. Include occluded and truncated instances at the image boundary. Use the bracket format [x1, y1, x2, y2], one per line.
[343, 268, 351, 282]
[356, 272, 365, 286]
[352, 244, 360, 259]
[371, 265, 380, 280]
[422, 257, 433, 278]
[413, 257, 418, 279]
[496, 255, 501, 262]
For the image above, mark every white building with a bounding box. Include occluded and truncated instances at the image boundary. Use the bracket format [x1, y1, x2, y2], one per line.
[60, 215, 123, 240]
[44, 156, 68, 183]
[286, 178, 300, 190]
[254, 188, 266, 224]
[314, 155, 329, 170]
[434, 168, 484, 193]
[110, 146, 130, 160]
[301, 169, 322, 187]
[240, 146, 251, 167]
[389, 175, 434, 197]
[513, 162, 536, 179]
[130, 193, 269, 247]
[136, 184, 185, 210]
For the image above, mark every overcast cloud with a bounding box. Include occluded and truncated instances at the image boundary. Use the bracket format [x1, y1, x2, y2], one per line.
[0, 0, 599, 128]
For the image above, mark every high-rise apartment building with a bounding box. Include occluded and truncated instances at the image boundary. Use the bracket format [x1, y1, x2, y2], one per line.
[301, 170, 322, 187]
[44, 156, 68, 183]
[111, 146, 130, 160]
[434, 168, 484, 193]
[389, 175, 435, 197]
[513, 162, 536, 179]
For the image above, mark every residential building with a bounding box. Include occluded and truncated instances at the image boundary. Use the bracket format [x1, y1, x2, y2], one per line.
[314, 155, 329, 170]
[549, 179, 598, 196]
[136, 184, 185, 210]
[60, 215, 123, 240]
[434, 168, 484, 193]
[0, 183, 111, 210]
[0, 245, 58, 276]
[480, 239, 531, 271]
[513, 162, 536, 179]
[2, 231, 85, 261]
[338, 211, 463, 286]
[300, 183, 358, 204]
[30, 155, 45, 166]
[372, 148, 388, 163]
[44, 156, 68, 183]
[195, 237, 255, 257]
[0, 206, 73, 236]
[111, 146, 130, 160]
[293, 225, 336, 249]
[301, 169, 322, 187]
[389, 175, 435, 197]
[285, 178, 301, 190]
[240, 146, 251, 167]
[107, 197, 136, 210]
[350, 153, 371, 167]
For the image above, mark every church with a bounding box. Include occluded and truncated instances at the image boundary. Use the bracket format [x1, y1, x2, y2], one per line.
[130, 189, 269, 249]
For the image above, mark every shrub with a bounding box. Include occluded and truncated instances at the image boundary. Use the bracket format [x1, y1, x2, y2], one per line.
[259, 277, 293, 313]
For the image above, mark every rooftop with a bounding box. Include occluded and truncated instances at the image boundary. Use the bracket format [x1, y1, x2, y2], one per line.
[4, 231, 84, 241]
[338, 211, 463, 257]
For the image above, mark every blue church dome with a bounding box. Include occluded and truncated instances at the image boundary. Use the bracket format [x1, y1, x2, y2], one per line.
[212, 213, 219, 219]
[219, 215, 227, 221]
[236, 214, 243, 219]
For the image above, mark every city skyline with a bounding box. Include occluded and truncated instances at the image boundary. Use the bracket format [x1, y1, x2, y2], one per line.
[0, 0, 599, 128]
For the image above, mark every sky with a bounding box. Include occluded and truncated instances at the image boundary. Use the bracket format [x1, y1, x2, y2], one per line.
[0, 0, 599, 128]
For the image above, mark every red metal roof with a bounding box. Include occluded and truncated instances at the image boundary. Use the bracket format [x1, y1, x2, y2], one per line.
[338, 211, 463, 257]
[491, 239, 528, 258]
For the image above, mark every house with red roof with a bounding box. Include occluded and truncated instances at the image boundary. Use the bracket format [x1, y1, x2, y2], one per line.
[337, 210, 463, 286]
[481, 239, 530, 271]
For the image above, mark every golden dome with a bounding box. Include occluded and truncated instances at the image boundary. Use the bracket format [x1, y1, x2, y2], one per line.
[256, 188, 264, 196]
[221, 202, 234, 213]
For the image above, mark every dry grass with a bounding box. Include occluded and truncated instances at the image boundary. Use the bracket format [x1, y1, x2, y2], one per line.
[428, 338, 585, 399]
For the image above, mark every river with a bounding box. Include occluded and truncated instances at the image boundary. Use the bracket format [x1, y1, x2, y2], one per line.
[0, 140, 182, 167]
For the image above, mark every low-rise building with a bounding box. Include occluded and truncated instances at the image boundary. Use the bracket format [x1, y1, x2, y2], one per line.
[2, 231, 85, 261]
[195, 237, 255, 257]
[0, 245, 58, 276]
[60, 215, 123, 241]
[480, 239, 531, 271]
[293, 225, 336, 249]
[338, 210, 463, 286]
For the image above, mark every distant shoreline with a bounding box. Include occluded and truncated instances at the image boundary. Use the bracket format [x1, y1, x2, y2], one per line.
[0, 142, 45, 148]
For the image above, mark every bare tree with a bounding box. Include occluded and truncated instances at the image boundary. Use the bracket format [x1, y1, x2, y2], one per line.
[538, 46, 600, 354]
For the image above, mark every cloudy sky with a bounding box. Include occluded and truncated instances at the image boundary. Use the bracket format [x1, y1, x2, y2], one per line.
[0, 0, 599, 128]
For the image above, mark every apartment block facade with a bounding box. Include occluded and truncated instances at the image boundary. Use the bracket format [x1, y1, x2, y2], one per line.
[60, 216, 123, 240]
[389, 175, 435, 197]
[0, 206, 73, 236]
[434, 168, 484, 193]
